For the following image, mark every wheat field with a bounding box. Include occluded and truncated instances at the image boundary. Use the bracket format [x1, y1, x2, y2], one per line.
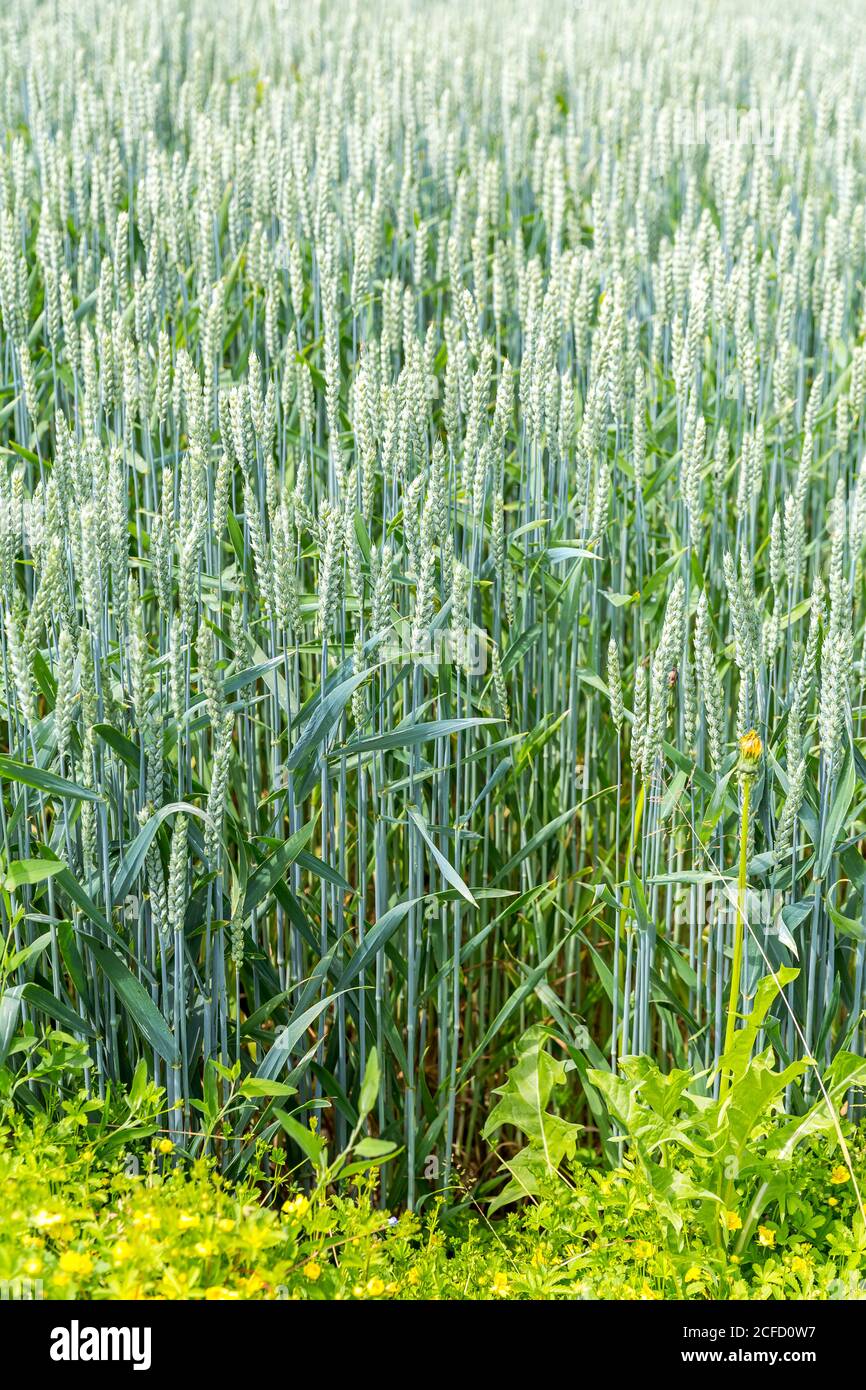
[0, 0, 865, 1209]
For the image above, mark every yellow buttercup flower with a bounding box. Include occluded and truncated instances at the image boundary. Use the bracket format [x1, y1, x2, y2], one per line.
[490, 1271, 509, 1296]
[58, 1250, 93, 1276]
[366, 1277, 385, 1297]
[830, 1165, 850, 1185]
[217, 1217, 235, 1233]
[303, 1260, 321, 1282]
[204, 1286, 240, 1301]
[131, 1209, 159, 1229]
[757, 1226, 776, 1248]
[724, 1210, 742, 1231]
[684, 1266, 702, 1283]
[157, 1138, 174, 1155]
[407, 1267, 420, 1286]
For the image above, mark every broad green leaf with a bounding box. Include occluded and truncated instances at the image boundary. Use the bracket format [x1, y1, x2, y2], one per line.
[255, 995, 335, 1081]
[351, 1138, 398, 1162]
[242, 818, 318, 918]
[0, 756, 102, 803]
[332, 717, 500, 759]
[3, 858, 65, 891]
[18, 982, 97, 1037]
[84, 936, 179, 1065]
[0, 987, 23, 1065]
[716, 966, 799, 1087]
[358, 1046, 380, 1118]
[286, 669, 371, 773]
[493, 805, 578, 884]
[338, 898, 423, 989]
[408, 808, 477, 906]
[113, 802, 213, 903]
[817, 749, 855, 881]
[274, 1109, 324, 1167]
[239, 1078, 298, 1099]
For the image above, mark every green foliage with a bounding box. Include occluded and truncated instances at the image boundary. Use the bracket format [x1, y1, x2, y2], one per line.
[2, 1098, 864, 1300]
[483, 1026, 582, 1213]
[590, 970, 866, 1250]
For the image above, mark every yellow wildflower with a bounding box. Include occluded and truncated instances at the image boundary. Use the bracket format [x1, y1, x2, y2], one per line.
[633, 1239, 654, 1259]
[58, 1251, 93, 1276]
[303, 1260, 321, 1282]
[131, 1209, 159, 1229]
[31, 1210, 63, 1229]
[724, 1210, 742, 1231]
[366, 1277, 385, 1297]
[757, 1226, 776, 1248]
[830, 1165, 850, 1185]
[490, 1271, 509, 1296]
[684, 1266, 702, 1283]
[157, 1138, 174, 1155]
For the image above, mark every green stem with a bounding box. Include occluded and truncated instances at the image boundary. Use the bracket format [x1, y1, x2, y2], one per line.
[720, 775, 751, 1100]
